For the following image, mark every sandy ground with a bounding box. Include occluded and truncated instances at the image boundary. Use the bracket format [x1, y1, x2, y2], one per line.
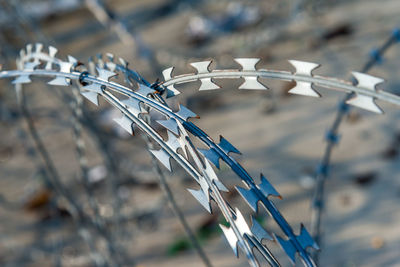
[0, 0, 400, 266]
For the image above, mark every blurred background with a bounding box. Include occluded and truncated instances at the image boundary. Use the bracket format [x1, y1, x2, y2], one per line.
[0, 0, 400, 266]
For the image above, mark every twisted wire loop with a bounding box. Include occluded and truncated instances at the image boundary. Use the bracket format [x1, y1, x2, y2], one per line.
[3, 43, 399, 266]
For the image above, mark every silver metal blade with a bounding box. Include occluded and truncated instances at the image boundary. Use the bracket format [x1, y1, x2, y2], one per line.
[113, 115, 134, 135]
[96, 67, 117, 81]
[187, 188, 211, 213]
[220, 224, 239, 257]
[176, 104, 198, 120]
[239, 77, 267, 90]
[236, 186, 259, 213]
[190, 61, 212, 74]
[81, 91, 99, 106]
[121, 98, 142, 116]
[82, 83, 103, 94]
[149, 148, 172, 171]
[289, 81, 320, 97]
[157, 118, 179, 135]
[198, 148, 221, 169]
[251, 217, 273, 242]
[198, 78, 220, 91]
[346, 72, 384, 113]
[289, 60, 320, 76]
[234, 58, 260, 71]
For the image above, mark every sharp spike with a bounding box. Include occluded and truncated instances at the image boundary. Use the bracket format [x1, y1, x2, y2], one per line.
[234, 208, 252, 236]
[19, 49, 26, 59]
[113, 115, 134, 135]
[83, 83, 103, 94]
[298, 224, 319, 250]
[198, 78, 220, 91]
[288, 81, 320, 97]
[162, 66, 174, 81]
[166, 85, 181, 98]
[198, 148, 220, 169]
[150, 149, 172, 171]
[68, 55, 78, 65]
[289, 60, 320, 76]
[203, 158, 228, 192]
[166, 130, 181, 152]
[81, 91, 99, 106]
[35, 43, 43, 53]
[346, 72, 384, 113]
[48, 76, 70, 86]
[234, 58, 260, 71]
[121, 98, 142, 116]
[106, 62, 117, 72]
[198, 176, 210, 202]
[118, 57, 127, 66]
[190, 61, 212, 74]
[47, 62, 72, 86]
[12, 62, 38, 84]
[157, 118, 179, 135]
[106, 53, 114, 62]
[161, 67, 181, 97]
[12, 75, 31, 84]
[236, 186, 259, 213]
[258, 174, 281, 199]
[187, 188, 211, 213]
[96, 67, 117, 81]
[352, 72, 384, 89]
[239, 77, 267, 90]
[275, 235, 296, 264]
[26, 44, 33, 55]
[346, 94, 383, 113]
[219, 136, 241, 155]
[176, 104, 198, 120]
[220, 224, 239, 257]
[251, 217, 273, 242]
[48, 46, 58, 58]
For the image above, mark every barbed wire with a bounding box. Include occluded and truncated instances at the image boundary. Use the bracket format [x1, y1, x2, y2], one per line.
[309, 27, 400, 264]
[1, 40, 400, 265]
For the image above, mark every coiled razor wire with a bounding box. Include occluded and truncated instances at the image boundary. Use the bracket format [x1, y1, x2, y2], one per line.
[1, 43, 400, 266]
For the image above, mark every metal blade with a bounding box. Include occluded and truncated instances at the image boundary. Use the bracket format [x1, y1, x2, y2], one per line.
[149, 149, 172, 171]
[113, 115, 134, 135]
[346, 72, 384, 113]
[176, 104, 198, 120]
[251, 217, 273, 242]
[236, 186, 259, 213]
[198, 148, 220, 169]
[258, 174, 281, 199]
[157, 118, 179, 135]
[219, 136, 241, 155]
[239, 77, 267, 90]
[81, 91, 99, 106]
[198, 78, 220, 91]
[187, 188, 211, 213]
[234, 58, 260, 71]
[220, 224, 239, 257]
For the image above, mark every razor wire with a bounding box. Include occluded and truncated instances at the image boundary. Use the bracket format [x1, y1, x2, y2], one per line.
[1, 43, 400, 266]
[309, 27, 400, 263]
[1, 1, 214, 264]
